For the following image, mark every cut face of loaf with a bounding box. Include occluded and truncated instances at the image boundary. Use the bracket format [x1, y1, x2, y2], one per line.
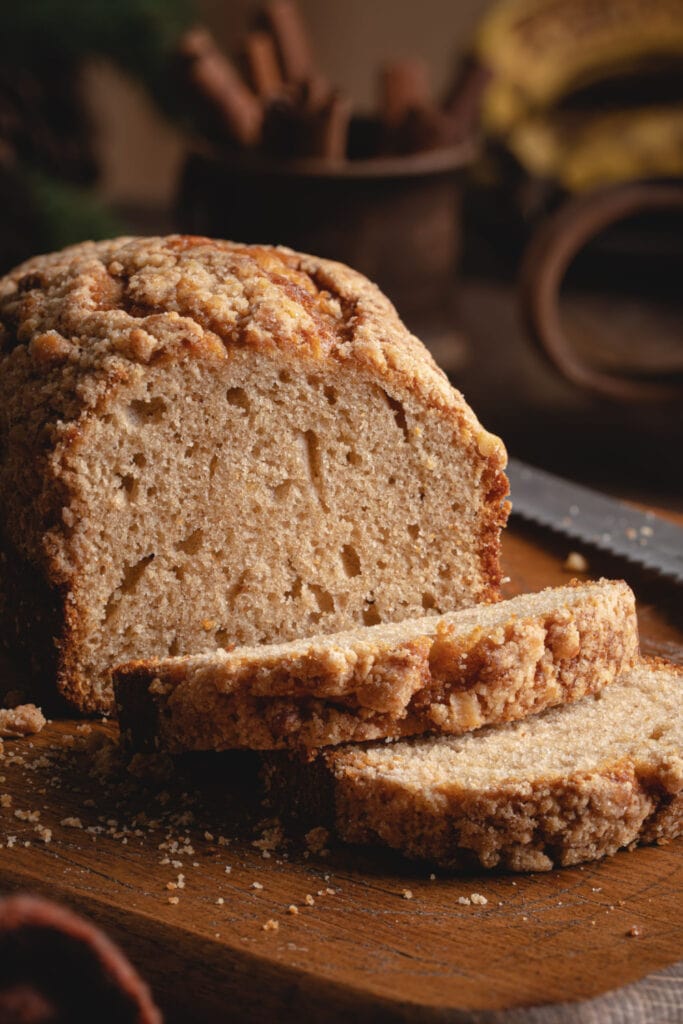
[114, 580, 638, 752]
[0, 237, 508, 712]
[265, 658, 683, 871]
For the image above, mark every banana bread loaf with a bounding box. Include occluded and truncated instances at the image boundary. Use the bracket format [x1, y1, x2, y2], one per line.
[0, 236, 508, 712]
[264, 658, 683, 871]
[115, 579, 638, 752]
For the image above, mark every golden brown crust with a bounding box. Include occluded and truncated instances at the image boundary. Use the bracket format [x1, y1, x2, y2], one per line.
[276, 659, 683, 872]
[0, 237, 499, 431]
[115, 580, 638, 752]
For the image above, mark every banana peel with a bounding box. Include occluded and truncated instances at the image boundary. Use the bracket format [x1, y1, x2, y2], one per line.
[507, 106, 683, 190]
[477, 0, 683, 132]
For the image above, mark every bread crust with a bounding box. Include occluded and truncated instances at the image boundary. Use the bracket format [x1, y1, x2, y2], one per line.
[266, 658, 683, 872]
[0, 237, 508, 711]
[115, 580, 638, 752]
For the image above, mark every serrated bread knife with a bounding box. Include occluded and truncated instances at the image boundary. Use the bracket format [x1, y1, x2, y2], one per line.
[507, 458, 683, 584]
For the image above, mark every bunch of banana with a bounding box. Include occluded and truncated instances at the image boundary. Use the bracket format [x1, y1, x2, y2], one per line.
[475, 0, 683, 189]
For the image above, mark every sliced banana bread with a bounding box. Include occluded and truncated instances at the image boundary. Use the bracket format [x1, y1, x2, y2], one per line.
[0, 236, 508, 712]
[265, 658, 682, 871]
[114, 580, 638, 752]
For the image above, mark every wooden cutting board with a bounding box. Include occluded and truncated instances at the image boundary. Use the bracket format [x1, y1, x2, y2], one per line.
[0, 521, 681, 1023]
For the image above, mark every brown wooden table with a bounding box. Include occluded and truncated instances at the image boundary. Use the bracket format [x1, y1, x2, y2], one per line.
[0, 521, 681, 1023]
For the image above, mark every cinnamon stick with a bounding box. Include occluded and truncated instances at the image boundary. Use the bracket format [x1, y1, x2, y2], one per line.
[264, 0, 315, 83]
[179, 26, 262, 148]
[244, 30, 283, 99]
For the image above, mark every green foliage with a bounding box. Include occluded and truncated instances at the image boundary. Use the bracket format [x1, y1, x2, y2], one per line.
[29, 169, 127, 251]
[1, 0, 195, 113]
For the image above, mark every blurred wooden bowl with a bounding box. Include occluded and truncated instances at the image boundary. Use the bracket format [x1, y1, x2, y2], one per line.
[176, 140, 476, 330]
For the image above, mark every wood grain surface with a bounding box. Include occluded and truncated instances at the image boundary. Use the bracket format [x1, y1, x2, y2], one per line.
[0, 522, 681, 1023]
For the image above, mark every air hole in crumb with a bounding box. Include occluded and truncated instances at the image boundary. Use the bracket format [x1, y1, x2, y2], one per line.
[120, 554, 154, 594]
[650, 726, 665, 740]
[227, 573, 247, 603]
[273, 479, 293, 502]
[341, 545, 361, 578]
[309, 584, 334, 614]
[421, 593, 437, 610]
[209, 454, 219, 478]
[184, 444, 197, 459]
[226, 387, 250, 413]
[346, 450, 362, 467]
[377, 559, 388, 570]
[133, 453, 146, 468]
[323, 385, 338, 405]
[363, 604, 381, 626]
[407, 524, 419, 540]
[169, 639, 180, 656]
[438, 565, 450, 579]
[298, 429, 328, 511]
[147, 486, 157, 498]
[104, 554, 154, 621]
[388, 475, 396, 485]
[172, 565, 186, 582]
[286, 576, 303, 600]
[383, 392, 409, 441]
[119, 474, 138, 499]
[215, 629, 233, 649]
[175, 529, 204, 556]
[279, 369, 292, 383]
[127, 397, 167, 424]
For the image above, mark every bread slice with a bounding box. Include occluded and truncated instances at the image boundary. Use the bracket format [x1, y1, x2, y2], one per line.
[264, 659, 683, 871]
[114, 579, 638, 752]
[0, 236, 507, 712]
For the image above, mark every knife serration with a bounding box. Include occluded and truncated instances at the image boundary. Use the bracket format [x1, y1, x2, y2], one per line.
[507, 458, 683, 583]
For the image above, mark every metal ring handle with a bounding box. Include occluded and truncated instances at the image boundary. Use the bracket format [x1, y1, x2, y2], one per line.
[520, 182, 683, 403]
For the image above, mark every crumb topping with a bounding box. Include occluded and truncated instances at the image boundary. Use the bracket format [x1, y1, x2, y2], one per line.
[0, 236, 499, 450]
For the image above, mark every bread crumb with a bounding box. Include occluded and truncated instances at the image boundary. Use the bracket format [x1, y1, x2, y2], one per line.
[168, 896, 179, 905]
[471, 893, 488, 905]
[263, 919, 279, 932]
[402, 889, 413, 900]
[457, 896, 471, 905]
[429, 873, 436, 881]
[14, 809, 40, 822]
[287, 905, 299, 915]
[216, 897, 225, 905]
[60, 817, 82, 828]
[204, 831, 214, 841]
[627, 925, 643, 938]
[0, 794, 12, 808]
[304, 826, 330, 855]
[304, 894, 315, 906]
[35, 824, 52, 843]
[251, 881, 264, 890]
[0, 705, 46, 738]
[564, 552, 589, 573]
[253, 824, 284, 853]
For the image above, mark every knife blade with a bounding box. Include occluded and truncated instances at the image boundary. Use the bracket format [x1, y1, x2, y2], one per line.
[506, 458, 683, 583]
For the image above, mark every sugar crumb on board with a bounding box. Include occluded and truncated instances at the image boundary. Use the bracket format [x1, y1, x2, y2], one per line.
[563, 552, 589, 573]
[0, 704, 46, 738]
